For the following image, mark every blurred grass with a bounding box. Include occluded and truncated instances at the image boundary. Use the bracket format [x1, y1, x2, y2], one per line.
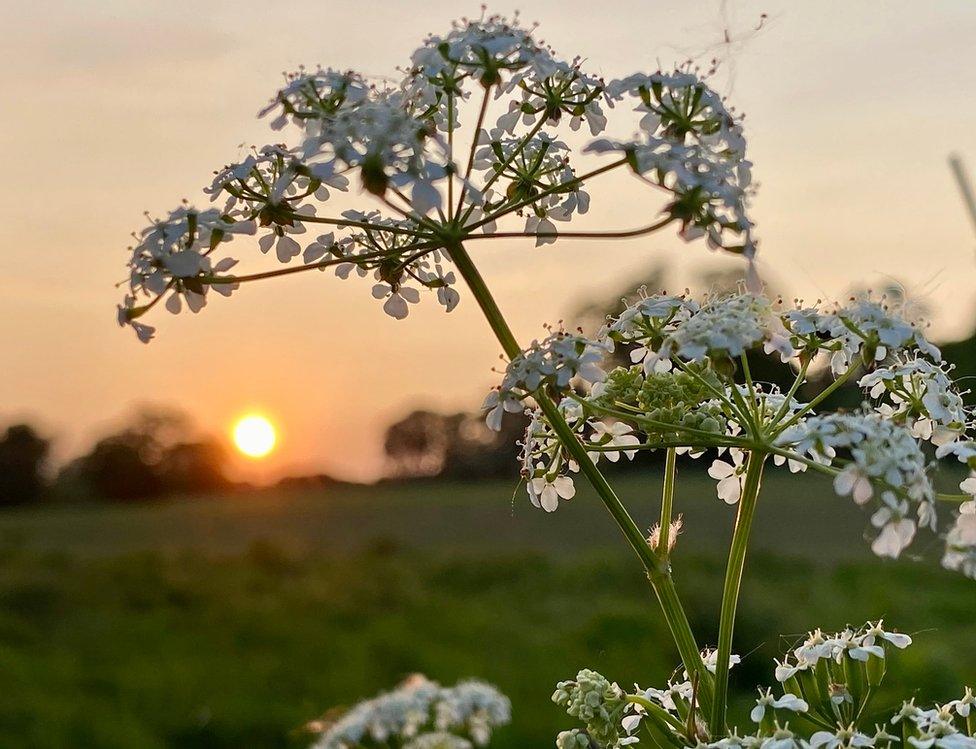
[0, 472, 973, 748]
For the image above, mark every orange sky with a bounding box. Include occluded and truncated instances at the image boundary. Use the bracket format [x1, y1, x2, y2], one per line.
[3, 0, 976, 482]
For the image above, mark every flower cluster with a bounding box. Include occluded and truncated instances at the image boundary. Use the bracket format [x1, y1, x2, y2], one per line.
[781, 411, 936, 558]
[483, 329, 609, 431]
[820, 296, 940, 374]
[490, 286, 975, 571]
[588, 70, 754, 255]
[118, 206, 256, 341]
[259, 67, 369, 131]
[310, 675, 510, 749]
[655, 292, 792, 365]
[472, 132, 590, 245]
[119, 11, 757, 339]
[551, 623, 976, 749]
[552, 669, 633, 748]
[859, 356, 970, 444]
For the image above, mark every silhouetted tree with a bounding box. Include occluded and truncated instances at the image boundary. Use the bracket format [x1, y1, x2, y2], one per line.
[159, 439, 230, 495]
[0, 424, 50, 505]
[384, 410, 461, 477]
[60, 407, 229, 501]
[384, 409, 526, 480]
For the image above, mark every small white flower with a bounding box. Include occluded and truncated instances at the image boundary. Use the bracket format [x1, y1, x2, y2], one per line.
[700, 648, 742, 674]
[372, 283, 421, 320]
[528, 475, 576, 512]
[750, 688, 808, 723]
[588, 421, 640, 462]
[708, 449, 747, 504]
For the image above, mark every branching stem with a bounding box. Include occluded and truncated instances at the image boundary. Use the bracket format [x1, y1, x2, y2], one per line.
[711, 450, 767, 731]
[447, 240, 713, 715]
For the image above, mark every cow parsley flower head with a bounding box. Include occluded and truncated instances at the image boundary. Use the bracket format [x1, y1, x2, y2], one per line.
[473, 132, 589, 245]
[410, 12, 547, 90]
[206, 145, 348, 219]
[514, 57, 609, 134]
[779, 411, 935, 558]
[820, 293, 939, 376]
[859, 356, 971, 444]
[312, 675, 441, 748]
[552, 669, 633, 747]
[518, 402, 583, 512]
[433, 680, 512, 745]
[484, 330, 609, 430]
[118, 13, 763, 343]
[589, 68, 755, 255]
[942, 501, 976, 580]
[659, 291, 791, 365]
[310, 676, 509, 749]
[119, 206, 256, 340]
[258, 67, 369, 130]
[299, 88, 447, 203]
[601, 290, 699, 371]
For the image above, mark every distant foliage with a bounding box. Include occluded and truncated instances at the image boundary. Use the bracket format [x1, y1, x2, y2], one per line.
[58, 408, 229, 501]
[384, 409, 526, 480]
[0, 424, 50, 505]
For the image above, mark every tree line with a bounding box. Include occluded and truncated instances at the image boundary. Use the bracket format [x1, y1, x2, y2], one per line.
[0, 408, 230, 506]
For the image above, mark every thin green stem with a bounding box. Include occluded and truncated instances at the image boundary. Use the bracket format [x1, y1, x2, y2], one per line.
[447, 240, 713, 715]
[199, 243, 439, 285]
[772, 362, 861, 437]
[465, 157, 628, 232]
[626, 695, 685, 731]
[460, 218, 673, 242]
[740, 354, 759, 422]
[657, 448, 677, 555]
[711, 450, 767, 732]
[282, 212, 430, 238]
[726, 380, 761, 436]
[578, 397, 747, 445]
[770, 358, 811, 427]
[454, 85, 492, 217]
[585, 441, 717, 453]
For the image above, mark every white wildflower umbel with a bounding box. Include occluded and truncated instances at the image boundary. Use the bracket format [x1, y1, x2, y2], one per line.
[859, 356, 969, 445]
[258, 67, 368, 130]
[552, 621, 928, 749]
[661, 292, 786, 364]
[310, 676, 509, 749]
[552, 669, 635, 748]
[942, 501, 976, 579]
[118, 11, 763, 341]
[119, 206, 256, 341]
[518, 403, 583, 513]
[779, 411, 935, 559]
[590, 69, 755, 255]
[483, 329, 609, 432]
[821, 293, 940, 376]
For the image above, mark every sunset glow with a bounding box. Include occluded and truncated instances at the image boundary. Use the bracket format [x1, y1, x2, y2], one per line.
[232, 415, 277, 459]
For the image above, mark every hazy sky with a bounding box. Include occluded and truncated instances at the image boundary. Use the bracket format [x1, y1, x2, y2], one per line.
[3, 0, 976, 481]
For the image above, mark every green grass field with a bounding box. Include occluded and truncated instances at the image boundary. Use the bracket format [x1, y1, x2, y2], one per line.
[1, 471, 973, 748]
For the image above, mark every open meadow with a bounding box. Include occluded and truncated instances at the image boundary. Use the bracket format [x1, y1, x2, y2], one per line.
[2, 472, 973, 748]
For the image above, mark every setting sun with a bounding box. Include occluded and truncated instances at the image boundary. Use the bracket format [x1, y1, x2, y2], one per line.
[232, 415, 277, 459]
